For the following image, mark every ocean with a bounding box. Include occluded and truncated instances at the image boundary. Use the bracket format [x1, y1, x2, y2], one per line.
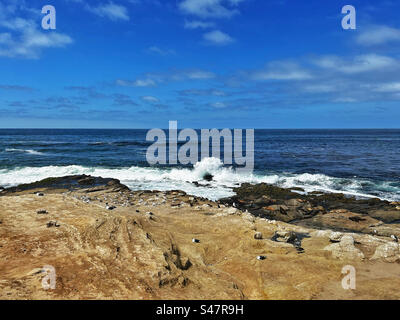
[0, 129, 399, 201]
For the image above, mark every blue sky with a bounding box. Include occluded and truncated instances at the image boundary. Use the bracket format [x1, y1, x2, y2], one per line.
[0, 0, 400, 128]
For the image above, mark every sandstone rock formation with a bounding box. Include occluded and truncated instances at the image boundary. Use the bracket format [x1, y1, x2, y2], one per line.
[0, 176, 399, 300]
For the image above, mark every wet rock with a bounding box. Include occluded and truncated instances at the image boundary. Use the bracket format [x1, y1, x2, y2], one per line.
[203, 173, 213, 182]
[369, 209, 400, 223]
[78, 177, 96, 185]
[2, 175, 129, 195]
[349, 216, 366, 222]
[222, 182, 397, 235]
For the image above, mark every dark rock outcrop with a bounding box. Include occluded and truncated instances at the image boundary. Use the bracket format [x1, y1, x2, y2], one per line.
[0, 175, 129, 195]
[220, 182, 400, 235]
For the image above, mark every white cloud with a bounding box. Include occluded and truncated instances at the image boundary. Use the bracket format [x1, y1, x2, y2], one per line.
[203, 30, 234, 45]
[147, 46, 175, 56]
[87, 2, 130, 21]
[179, 89, 227, 96]
[116, 69, 215, 88]
[372, 82, 400, 93]
[0, 16, 73, 59]
[179, 0, 244, 19]
[303, 84, 337, 93]
[251, 61, 312, 81]
[210, 102, 227, 108]
[356, 25, 400, 46]
[184, 20, 216, 29]
[314, 54, 399, 74]
[185, 70, 215, 79]
[116, 79, 156, 87]
[141, 96, 160, 103]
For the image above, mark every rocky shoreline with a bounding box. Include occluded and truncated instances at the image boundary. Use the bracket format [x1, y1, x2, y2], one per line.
[0, 175, 399, 299]
[220, 183, 400, 237]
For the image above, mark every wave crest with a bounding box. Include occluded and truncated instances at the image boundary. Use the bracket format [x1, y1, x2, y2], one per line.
[0, 157, 398, 201]
[5, 148, 44, 155]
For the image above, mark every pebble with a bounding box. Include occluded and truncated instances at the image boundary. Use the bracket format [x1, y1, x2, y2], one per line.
[36, 210, 48, 215]
[257, 256, 267, 260]
[192, 238, 201, 243]
[36, 192, 44, 197]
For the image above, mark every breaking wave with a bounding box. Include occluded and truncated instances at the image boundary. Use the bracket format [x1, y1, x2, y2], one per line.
[0, 157, 399, 201]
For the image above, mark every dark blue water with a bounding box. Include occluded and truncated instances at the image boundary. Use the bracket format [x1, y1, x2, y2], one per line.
[0, 129, 399, 200]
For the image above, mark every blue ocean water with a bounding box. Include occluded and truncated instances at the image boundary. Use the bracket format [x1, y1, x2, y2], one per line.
[0, 129, 399, 201]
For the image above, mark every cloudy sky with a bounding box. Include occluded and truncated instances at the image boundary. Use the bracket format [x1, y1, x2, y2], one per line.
[0, 0, 400, 128]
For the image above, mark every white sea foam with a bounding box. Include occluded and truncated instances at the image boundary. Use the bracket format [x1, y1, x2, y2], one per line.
[5, 148, 44, 155]
[0, 157, 398, 201]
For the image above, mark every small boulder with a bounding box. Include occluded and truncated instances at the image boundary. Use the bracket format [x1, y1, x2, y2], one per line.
[254, 232, 263, 240]
[324, 235, 364, 260]
[329, 232, 344, 243]
[225, 207, 239, 215]
[371, 242, 400, 262]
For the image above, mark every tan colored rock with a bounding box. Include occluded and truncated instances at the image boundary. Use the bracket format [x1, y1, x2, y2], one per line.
[371, 242, 400, 263]
[1, 182, 400, 300]
[324, 235, 365, 260]
[225, 207, 239, 215]
[329, 232, 344, 242]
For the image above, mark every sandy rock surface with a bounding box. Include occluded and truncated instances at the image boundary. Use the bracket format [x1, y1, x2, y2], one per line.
[0, 176, 399, 300]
